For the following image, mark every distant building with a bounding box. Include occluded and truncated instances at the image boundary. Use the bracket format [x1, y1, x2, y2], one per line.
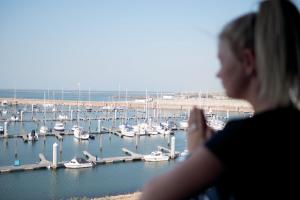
[162, 95, 174, 100]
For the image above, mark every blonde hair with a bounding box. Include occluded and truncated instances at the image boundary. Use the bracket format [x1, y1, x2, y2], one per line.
[256, 0, 300, 106]
[219, 13, 256, 62]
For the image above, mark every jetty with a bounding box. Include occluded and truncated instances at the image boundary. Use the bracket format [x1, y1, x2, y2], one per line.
[0, 145, 176, 174]
[158, 145, 180, 157]
[0, 95, 253, 113]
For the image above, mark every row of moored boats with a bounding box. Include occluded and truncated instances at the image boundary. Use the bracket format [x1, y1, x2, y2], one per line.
[64, 150, 172, 169]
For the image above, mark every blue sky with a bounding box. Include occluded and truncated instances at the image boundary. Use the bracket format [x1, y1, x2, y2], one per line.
[0, 0, 298, 92]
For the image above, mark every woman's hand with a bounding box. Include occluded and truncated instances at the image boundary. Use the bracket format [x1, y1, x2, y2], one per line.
[187, 107, 213, 153]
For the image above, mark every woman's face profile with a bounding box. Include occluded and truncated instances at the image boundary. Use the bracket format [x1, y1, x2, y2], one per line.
[217, 40, 248, 99]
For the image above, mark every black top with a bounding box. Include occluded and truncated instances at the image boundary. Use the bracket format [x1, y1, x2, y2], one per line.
[205, 105, 300, 200]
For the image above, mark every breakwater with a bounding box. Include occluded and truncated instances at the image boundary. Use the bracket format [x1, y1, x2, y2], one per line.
[0, 96, 253, 113]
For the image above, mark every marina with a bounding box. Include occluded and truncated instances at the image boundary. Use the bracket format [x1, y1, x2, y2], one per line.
[0, 90, 251, 199]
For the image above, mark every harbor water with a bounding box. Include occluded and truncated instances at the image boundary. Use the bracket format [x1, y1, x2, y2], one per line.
[0, 89, 188, 200]
[0, 89, 248, 200]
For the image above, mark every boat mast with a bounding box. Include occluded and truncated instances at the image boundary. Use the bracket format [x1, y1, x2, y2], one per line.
[77, 83, 80, 126]
[43, 91, 46, 125]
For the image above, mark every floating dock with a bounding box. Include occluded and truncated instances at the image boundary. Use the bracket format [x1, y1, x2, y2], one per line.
[0, 147, 174, 173]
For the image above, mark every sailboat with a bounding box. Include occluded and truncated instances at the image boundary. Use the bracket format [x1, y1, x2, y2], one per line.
[86, 88, 92, 112]
[73, 83, 89, 140]
[28, 130, 39, 141]
[53, 122, 65, 131]
[40, 91, 48, 134]
[74, 127, 89, 140]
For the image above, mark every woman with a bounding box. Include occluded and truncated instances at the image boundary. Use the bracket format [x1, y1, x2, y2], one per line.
[140, 0, 300, 199]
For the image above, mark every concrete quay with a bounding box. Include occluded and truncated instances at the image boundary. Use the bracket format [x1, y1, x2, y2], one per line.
[0, 97, 253, 113]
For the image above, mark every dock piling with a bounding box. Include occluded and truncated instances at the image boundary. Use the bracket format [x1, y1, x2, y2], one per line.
[135, 134, 138, 149]
[59, 140, 62, 153]
[98, 119, 101, 133]
[4, 121, 8, 137]
[14, 138, 18, 158]
[170, 136, 175, 159]
[99, 134, 103, 151]
[52, 143, 58, 168]
[167, 134, 171, 147]
[20, 111, 23, 122]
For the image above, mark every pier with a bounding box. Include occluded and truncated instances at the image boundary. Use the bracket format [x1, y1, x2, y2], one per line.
[83, 150, 97, 162]
[158, 145, 180, 157]
[0, 146, 175, 174]
[122, 148, 143, 157]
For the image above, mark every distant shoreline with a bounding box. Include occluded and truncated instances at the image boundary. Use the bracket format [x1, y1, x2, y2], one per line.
[0, 96, 253, 113]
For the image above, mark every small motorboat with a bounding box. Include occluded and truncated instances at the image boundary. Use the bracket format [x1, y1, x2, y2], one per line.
[119, 124, 135, 137]
[54, 122, 65, 131]
[86, 107, 92, 112]
[89, 134, 95, 140]
[179, 120, 188, 130]
[71, 124, 82, 131]
[177, 150, 190, 162]
[28, 130, 39, 141]
[58, 114, 68, 121]
[39, 126, 48, 134]
[0, 126, 4, 134]
[64, 157, 93, 169]
[144, 151, 169, 162]
[73, 127, 89, 140]
[10, 115, 19, 122]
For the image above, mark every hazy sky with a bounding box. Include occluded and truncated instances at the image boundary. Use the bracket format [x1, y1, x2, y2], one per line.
[0, 0, 298, 92]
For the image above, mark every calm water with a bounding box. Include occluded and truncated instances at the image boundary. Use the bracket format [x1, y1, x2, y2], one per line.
[0, 132, 185, 200]
[0, 90, 248, 200]
[0, 120, 187, 200]
[0, 90, 188, 200]
[0, 89, 173, 102]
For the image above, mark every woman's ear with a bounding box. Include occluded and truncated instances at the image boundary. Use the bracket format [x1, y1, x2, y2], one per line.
[242, 49, 256, 76]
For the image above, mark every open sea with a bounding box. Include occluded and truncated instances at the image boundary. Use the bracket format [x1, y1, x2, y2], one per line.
[0, 89, 188, 200]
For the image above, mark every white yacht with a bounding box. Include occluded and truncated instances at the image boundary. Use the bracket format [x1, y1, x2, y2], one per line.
[207, 117, 225, 131]
[39, 126, 48, 134]
[119, 124, 135, 137]
[71, 124, 82, 131]
[86, 107, 92, 112]
[28, 130, 39, 141]
[160, 121, 177, 131]
[155, 125, 172, 135]
[10, 115, 19, 122]
[53, 122, 65, 131]
[179, 120, 188, 130]
[133, 124, 146, 136]
[64, 158, 93, 169]
[145, 125, 159, 135]
[144, 151, 169, 162]
[58, 114, 68, 121]
[177, 150, 189, 162]
[73, 127, 89, 140]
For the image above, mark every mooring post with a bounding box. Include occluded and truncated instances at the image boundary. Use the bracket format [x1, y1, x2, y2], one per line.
[4, 121, 8, 137]
[98, 119, 101, 133]
[52, 143, 58, 168]
[170, 136, 175, 159]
